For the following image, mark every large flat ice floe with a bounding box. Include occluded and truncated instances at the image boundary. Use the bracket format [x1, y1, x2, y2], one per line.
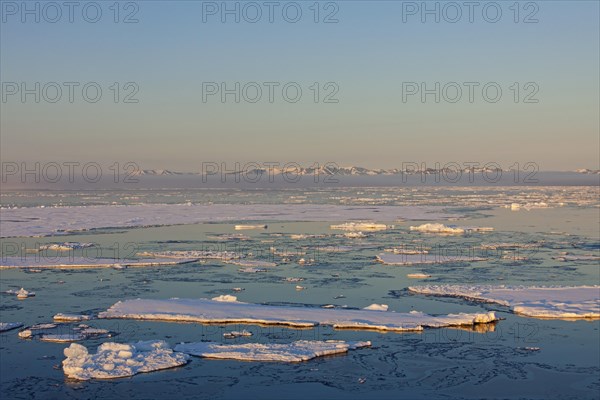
[408, 285, 600, 319]
[174, 340, 371, 362]
[62, 340, 189, 380]
[0, 257, 198, 269]
[99, 298, 497, 332]
[1, 204, 458, 237]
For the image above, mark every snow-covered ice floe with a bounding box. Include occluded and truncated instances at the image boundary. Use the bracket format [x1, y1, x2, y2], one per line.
[38, 242, 96, 251]
[234, 224, 268, 230]
[376, 253, 486, 265]
[2, 204, 455, 238]
[409, 223, 493, 234]
[223, 329, 252, 339]
[407, 273, 431, 279]
[0, 322, 23, 332]
[0, 257, 198, 269]
[62, 340, 189, 380]
[408, 285, 600, 319]
[238, 267, 267, 273]
[330, 222, 391, 231]
[225, 259, 277, 268]
[174, 340, 371, 362]
[363, 304, 389, 311]
[138, 250, 242, 261]
[552, 254, 600, 262]
[19, 323, 112, 342]
[54, 313, 92, 322]
[99, 298, 498, 332]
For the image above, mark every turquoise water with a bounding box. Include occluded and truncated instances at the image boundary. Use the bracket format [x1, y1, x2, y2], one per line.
[1, 188, 599, 399]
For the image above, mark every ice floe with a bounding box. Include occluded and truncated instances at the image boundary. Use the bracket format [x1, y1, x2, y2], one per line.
[407, 273, 432, 279]
[408, 285, 600, 319]
[363, 304, 389, 311]
[211, 295, 238, 302]
[225, 259, 277, 268]
[173, 340, 371, 362]
[238, 267, 267, 273]
[62, 341, 189, 380]
[343, 232, 368, 238]
[38, 242, 96, 251]
[53, 313, 92, 322]
[234, 224, 268, 230]
[409, 223, 493, 234]
[552, 254, 600, 262]
[223, 330, 253, 339]
[2, 204, 457, 238]
[99, 298, 498, 332]
[330, 222, 391, 231]
[376, 253, 486, 265]
[4, 288, 35, 298]
[0, 257, 198, 269]
[19, 323, 112, 342]
[0, 322, 23, 332]
[138, 250, 241, 260]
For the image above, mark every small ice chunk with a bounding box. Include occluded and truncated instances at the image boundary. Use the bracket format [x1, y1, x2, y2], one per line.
[407, 273, 431, 279]
[54, 313, 92, 322]
[234, 224, 267, 230]
[223, 330, 253, 339]
[363, 304, 389, 311]
[211, 295, 238, 302]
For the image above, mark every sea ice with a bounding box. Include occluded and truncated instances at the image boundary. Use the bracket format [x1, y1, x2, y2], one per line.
[4, 288, 35, 298]
[223, 330, 253, 339]
[0, 257, 198, 269]
[409, 223, 493, 234]
[18, 323, 111, 341]
[99, 298, 498, 332]
[376, 253, 485, 265]
[407, 273, 432, 279]
[363, 304, 389, 311]
[234, 224, 268, 230]
[211, 295, 237, 302]
[38, 242, 96, 251]
[0, 322, 23, 332]
[54, 313, 92, 322]
[138, 250, 241, 260]
[173, 340, 371, 362]
[225, 260, 277, 268]
[408, 285, 600, 319]
[62, 341, 189, 380]
[330, 222, 390, 231]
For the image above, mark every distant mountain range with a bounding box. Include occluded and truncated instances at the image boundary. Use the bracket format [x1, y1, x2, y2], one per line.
[130, 166, 600, 176]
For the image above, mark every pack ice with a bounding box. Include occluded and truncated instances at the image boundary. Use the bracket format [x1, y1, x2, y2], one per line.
[408, 285, 600, 319]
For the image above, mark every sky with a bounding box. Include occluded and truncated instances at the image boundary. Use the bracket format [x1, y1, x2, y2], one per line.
[1, 0, 599, 171]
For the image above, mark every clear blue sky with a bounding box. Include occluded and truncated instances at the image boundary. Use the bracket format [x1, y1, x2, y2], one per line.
[1, 1, 599, 170]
